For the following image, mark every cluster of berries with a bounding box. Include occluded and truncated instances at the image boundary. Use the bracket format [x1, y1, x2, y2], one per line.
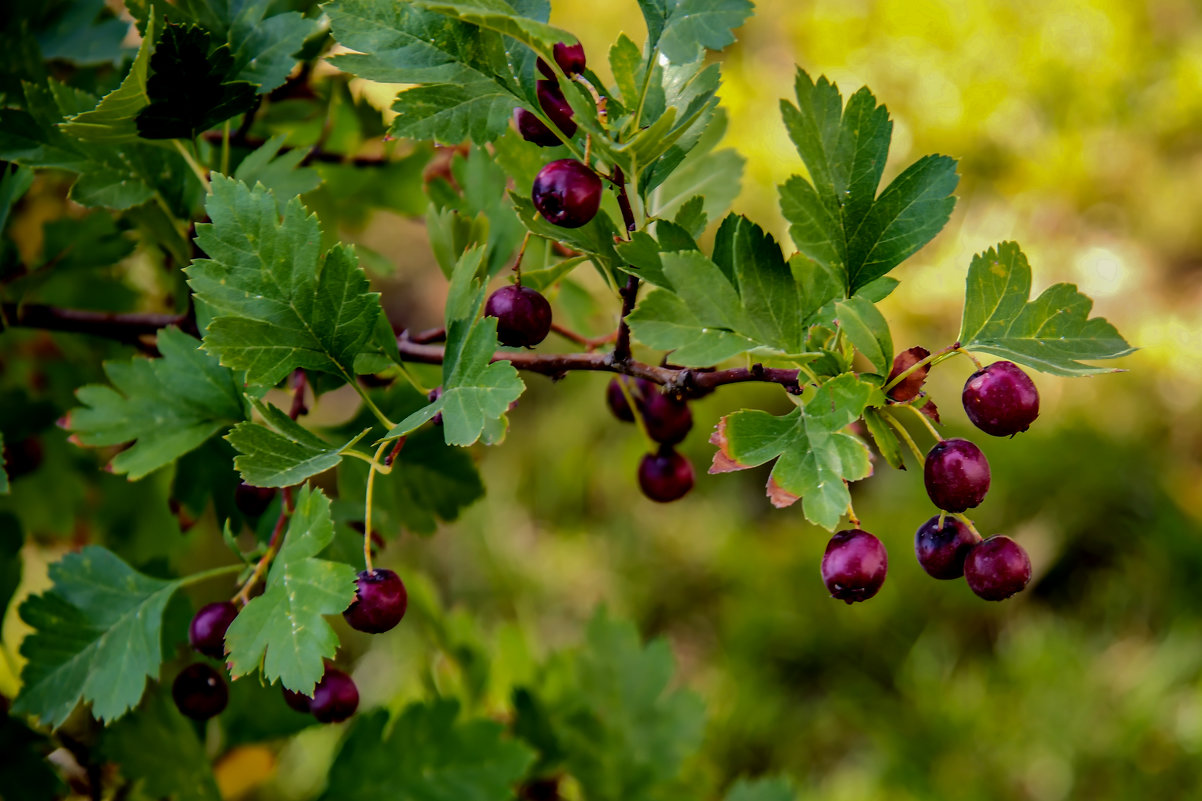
[606, 377, 695, 502]
[171, 493, 409, 721]
[821, 360, 1040, 604]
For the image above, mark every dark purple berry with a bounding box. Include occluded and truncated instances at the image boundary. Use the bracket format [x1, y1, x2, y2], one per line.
[309, 666, 359, 723]
[537, 41, 586, 78]
[640, 390, 692, 445]
[514, 107, 561, 147]
[962, 360, 1040, 437]
[485, 284, 553, 348]
[343, 568, 408, 634]
[821, 529, 888, 604]
[532, 159, 602, 229]
[964, 535, 1031, 601]
[172, 662, 228, 720]
[536, 80, 577, 138]
[637, 447, 694, 502]
[914, 515, 982, 580]
[924, 438, 990, 512]
[235, 482, 276, 518]
[189, 601, 238, 659]
[606, 378, 636, 422]
[282, 686, 312, 713]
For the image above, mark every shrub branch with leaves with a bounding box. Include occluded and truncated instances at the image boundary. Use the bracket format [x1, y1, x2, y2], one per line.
[0, 0, 1132, 798]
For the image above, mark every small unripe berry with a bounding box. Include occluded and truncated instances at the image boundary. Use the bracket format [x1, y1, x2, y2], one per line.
[188, 601, 238, 659]
[343, 568, 408, 634]
[821, 529, 888, 604]
[914, 515, 981, 580]
[962, 361, 1040, 437]
[638, 447, 694, 502]
[485, 284, 553, 348]
[924, 438, 990, 512]
[532, 159, 602, 229]
[309, 666, 359, 723]
[172, 662, 228, 720]
[964, 535, 1031, 600]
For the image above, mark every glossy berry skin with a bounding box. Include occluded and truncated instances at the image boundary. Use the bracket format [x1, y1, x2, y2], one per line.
[485, 285, 553, 348]
[189, 601, 238, 659]
[924, 438, 990, 512]
[538, 42, 586, 78]
[640, 390, 693, 445]
[964, 535, 1032, 601]
[343, 568, 408, 634]
[914, 515, 981, 580]
[821, 529, 888, 604]
[309, 667, 359, 723]
[514, 108, 560, 147]
[637, 447, 694, 502]
[532, 159, 602, 229]
[172, 663, 228, 720]
[235, 482, 275, 518]
[536, 80, 577, 138]
[962, 361, 1040, 437]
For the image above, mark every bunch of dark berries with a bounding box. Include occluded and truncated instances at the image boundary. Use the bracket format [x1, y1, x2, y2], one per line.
[819, 356, 1039, 605]
[606, 377, 695, 502]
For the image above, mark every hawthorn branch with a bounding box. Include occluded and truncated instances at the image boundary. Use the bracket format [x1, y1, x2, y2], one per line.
[395, 332, 801, 396]
[0, 304, 186, 348]
[609, 166, 639, 365]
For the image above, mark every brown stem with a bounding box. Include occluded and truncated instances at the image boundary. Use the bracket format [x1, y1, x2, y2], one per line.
[396, 333, 800, 396]
[549, 323, 617, 351]
[288, 370, 309, 420]
[608, 166, 640, 365]
[0, 303, 186, 348]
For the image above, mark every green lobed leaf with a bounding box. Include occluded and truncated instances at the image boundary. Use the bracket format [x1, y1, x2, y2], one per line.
[66, 327, 247, 480]
[958, 242, 1135, 375]
[862, 406, 905, 471]
[59, 13, 156, 143]
[410, 0, 575, 54]
[834, 296, 893, 375]
[100, 688, 222, 801]
[648, 0, 755, 64]
[522, 610, 705, 801]
[321, 701, 535, 801]
[188, 175, 383, 386]
[227, 400, 367, 488]
[224, 486, 357, 693]
[712, 374, 875, 529]
[13, 547, 182, 728]
[779, 69, 958, 295]
[135, 22, 258, 140]
[233, 135, 322, 208]
[225, 2, 320, 94]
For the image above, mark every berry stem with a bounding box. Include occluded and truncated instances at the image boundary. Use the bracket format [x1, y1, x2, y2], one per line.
[220, 120, 231, 176]
[233, 487, 294, 606]
[902, 401, 943, 442]
[288, 369, 309, 420]
[883, 412, 926, 466]
[512, 231, 531, 281]
[951, 512, 984, 540]
[173, 139, 211, 193]
[178, 563, 242, 588]
[845, 491, 861, 528]
[363, 439, 393, 572]
[350, 380, 396, 430]
[883, 342, 960, 394]
[549, 323, 617, 351]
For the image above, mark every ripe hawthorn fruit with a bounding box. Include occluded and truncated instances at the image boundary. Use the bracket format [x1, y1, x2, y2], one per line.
[538, 42, 586, 77]
[924, 438, 990, 512]
[640, 390, 692, 445]
[914, 515, 981, 580]
[172, 662, 228, 720]
[309, 666, 359, 723]
[235, 482, 275, 518]
[343, 568, 408, 634]
[606, 377, 637, 422]
[536, 80, 577, 138]
[821, 529, 888, 603]
[637, 446, 694, 502]
[513, 108, 560, 147]
[962, 360, 1040, 437]
[485, 284, 553, 348]
[532, 159, 602, 229]
[188, 601, 238, 659]
[964, 535, 1032, 600]
[282, 686, 311, 714]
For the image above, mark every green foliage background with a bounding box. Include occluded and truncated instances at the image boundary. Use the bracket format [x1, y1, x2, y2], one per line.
[1, 0, 1199, 799]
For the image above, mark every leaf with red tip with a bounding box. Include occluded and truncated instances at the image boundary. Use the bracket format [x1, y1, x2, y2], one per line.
[708, 419, 749, 474]
[766, 477, 799, 508]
